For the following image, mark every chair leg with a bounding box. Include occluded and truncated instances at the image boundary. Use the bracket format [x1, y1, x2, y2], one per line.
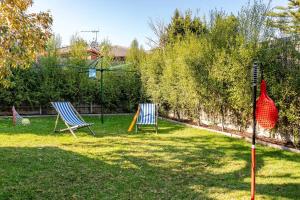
[135, 124, 138, 133]
[87, 126, 96, 136]
[54, 114, 59, 132]
[69, 128, 77, 138]
[63, 121, 77, 138]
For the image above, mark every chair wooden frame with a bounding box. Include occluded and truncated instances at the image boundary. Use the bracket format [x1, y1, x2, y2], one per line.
[52, 102, 95, 138]
[136, 103, 158, 134]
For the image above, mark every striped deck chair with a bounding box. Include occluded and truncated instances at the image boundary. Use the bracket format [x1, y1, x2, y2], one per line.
[136, 103, 158, 133]
[51, 102, 95, 138]
[12, 106, 30, 126]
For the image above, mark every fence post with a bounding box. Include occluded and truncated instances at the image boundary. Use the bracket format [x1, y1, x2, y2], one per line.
[39, 105, 42, 115]
[90, 102, 93, 114]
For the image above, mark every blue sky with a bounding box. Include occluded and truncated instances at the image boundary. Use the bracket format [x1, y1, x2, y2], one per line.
[30, 0, 287, 49]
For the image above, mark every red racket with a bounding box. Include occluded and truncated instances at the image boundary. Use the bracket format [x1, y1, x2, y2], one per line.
[255, 80, 278, 129]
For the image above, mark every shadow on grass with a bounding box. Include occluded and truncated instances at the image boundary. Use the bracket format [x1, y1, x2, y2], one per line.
[95, 134, 300, 199]
[0, 145, 299, 199]
[0, 147, 212, 200]
[1, 117, 299, 199]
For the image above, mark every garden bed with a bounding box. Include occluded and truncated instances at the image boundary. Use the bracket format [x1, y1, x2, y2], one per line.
[163, 117, 300, 152]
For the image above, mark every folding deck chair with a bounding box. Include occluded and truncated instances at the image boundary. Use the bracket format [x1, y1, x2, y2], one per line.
[136, 103, 158, 133]
[51, 102, 95, 138]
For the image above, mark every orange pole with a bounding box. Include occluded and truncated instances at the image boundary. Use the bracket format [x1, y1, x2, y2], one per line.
[251, 145, 256, 200]
[128, 107, 140, 132]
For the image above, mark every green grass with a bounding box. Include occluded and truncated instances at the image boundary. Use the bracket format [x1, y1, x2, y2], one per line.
[0, 115, 299, 200]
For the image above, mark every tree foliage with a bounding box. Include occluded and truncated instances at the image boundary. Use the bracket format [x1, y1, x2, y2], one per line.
[0, 37, 143, 113]
[165, 9, 207, 43]
[141, 1, 300, 145]
[147, 9, 207, 48]
[0, 0, 299, 145]
[69, 35, 89, 63]
[0, 0, 52, 86]
[268, 0, 300, 34]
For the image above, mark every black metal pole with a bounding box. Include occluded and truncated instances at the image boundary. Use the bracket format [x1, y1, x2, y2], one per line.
[251, 61, 258, 200]
[252, 61, 258, 145]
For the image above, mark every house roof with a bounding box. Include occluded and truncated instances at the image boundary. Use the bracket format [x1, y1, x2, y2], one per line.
[58, 46, 71, 55]
[58, 45, 128, 58]
[110, 45, 128, 57]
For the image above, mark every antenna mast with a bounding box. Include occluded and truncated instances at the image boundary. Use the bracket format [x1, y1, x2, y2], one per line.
[80, 29, 100, 48]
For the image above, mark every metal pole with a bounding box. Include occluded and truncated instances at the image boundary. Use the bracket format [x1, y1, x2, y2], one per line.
[251, 61, 258, 200]
[100, 64, 104, 124]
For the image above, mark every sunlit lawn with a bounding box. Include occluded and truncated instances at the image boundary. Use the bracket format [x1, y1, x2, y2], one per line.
[0, 115, 299, 200]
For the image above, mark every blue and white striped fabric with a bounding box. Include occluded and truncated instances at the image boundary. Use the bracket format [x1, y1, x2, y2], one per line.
[52, 102, 89, 127]
[137, 103, 156, 125]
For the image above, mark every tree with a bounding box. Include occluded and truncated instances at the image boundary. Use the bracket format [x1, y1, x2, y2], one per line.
[0, 0, 52, 86]
[126, 39, 145, 68]
[147, 19, 168, 49]
[46, 34, 62, 57]
[147, 9, 207, 49]
[98, 39, 113, 67]
[268, 0, 300, 34]
[238, 0, 273, 44]
[161, 37, 200, 119]
[140, 49, 164, 103]
[69, 34, 89, 66]
[126, 39, 145, 108]
[166, 9, 207, 43]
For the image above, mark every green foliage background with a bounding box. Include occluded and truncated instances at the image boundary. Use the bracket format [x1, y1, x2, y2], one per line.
[0, 0, 299, 144]
[0, 36, 144, 113]
[140, 1, 300, 145]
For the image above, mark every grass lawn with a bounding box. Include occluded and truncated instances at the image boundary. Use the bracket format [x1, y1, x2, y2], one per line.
[0, 115, 299, 200]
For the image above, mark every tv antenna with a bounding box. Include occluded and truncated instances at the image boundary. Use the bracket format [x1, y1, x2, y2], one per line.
[81, 30, 100, 48]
